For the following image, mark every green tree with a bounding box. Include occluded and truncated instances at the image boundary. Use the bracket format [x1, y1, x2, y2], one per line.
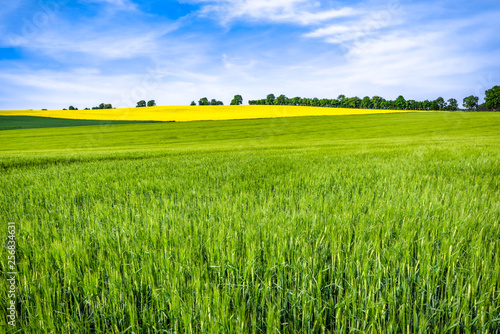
[462, 96, 479, 111]
[484, 85, 500, 110]
[435, 97, 446, 110]
[199, 97, 209, 106]
[230, 95, 243, 105]
[422, 100, 431, 110]
[360, 96, 372, 109]
[266, 94, 275, 105]
[337, 95, 347, 107]
[147, 100, 156, 107]
[370, 96, 384, 109]
[291, 97, 301, 106]
[429, 100, 439, 111]
[190, 101, 196, 106]
[275, 95, 287, 105]
[346, 97, 361, 108]
[406, 100, 416, 110]
[69, 106, 75, 110]
[395, 95, 406, 110]
[446, 98, 458, 111]
[136, 100, 146, 108]
[320, 98, 330, 107]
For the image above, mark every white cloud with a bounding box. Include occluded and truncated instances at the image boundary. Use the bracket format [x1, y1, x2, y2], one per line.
[34, 29, 168, 59]
[188, 0, 358, 25]
[298, 8, 359, 25]
[305, 24, 352, 38]
[303, 2, 405, 45]
[5, 16, 179, 60]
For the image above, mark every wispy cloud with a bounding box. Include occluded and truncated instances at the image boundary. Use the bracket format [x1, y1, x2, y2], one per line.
[2, 2, 180, 62]
[188, 0, 358, 25]
[304, 13, 403, 44]
[300, 0, 405, 47]
[8, 24, 178, 60]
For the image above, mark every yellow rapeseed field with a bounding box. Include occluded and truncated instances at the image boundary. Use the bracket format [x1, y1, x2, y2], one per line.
[0, 105, 439, 122]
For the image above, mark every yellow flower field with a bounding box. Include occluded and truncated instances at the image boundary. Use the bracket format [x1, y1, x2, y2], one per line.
[0, 105, 440, 122]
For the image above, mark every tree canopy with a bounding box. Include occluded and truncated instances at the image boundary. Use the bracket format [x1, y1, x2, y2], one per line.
[485, 86, 500, 110]
[198, 97, 223, 106]
[92, 103, 112, 110]
[249, 94, 459, 111]
[230, 95, 243, 105]
[446, 98, 458, 111]
[463, 96, 479, 111]
[184, 86, 499, 111]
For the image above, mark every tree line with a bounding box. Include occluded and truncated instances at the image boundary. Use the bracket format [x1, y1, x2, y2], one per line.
[249, 94, 459, 110]
[193, 98, 224, 106]
[136, 100, 156, 107]
[247, 86, 500, 111]
[62, 103, 113, 110]
[192, 95, 243, 106]
[61, 100, 156, 110]
[56, 85, 500, 111]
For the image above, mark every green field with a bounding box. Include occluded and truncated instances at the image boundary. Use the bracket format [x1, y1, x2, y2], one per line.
[1, 112, 499, 333]
[0, 115, 159, 131]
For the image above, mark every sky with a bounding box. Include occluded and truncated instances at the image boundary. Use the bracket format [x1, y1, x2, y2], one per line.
[0, 0, 499, 109]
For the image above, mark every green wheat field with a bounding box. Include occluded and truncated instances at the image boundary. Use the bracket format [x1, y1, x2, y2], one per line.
[1, 112, 499, 333]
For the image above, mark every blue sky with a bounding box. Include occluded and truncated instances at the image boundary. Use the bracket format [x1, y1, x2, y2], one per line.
[1, 0, 499, 109]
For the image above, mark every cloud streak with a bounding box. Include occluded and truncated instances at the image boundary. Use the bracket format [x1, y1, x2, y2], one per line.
[189, 0, 358, 25]
[8, 24, 178, 60]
